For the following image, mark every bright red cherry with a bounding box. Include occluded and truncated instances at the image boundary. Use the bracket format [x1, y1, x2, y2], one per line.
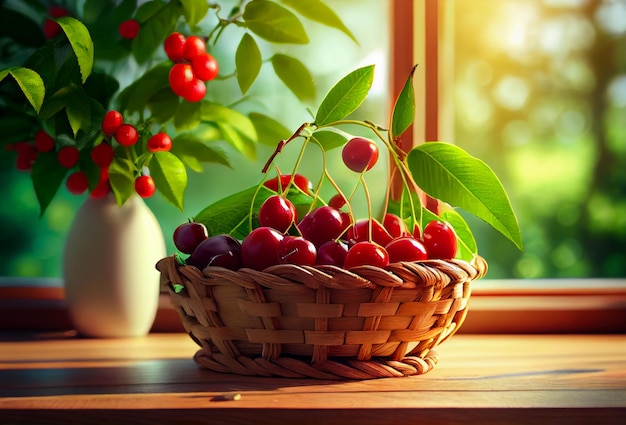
[34, 130, 54, 152]
[297, 206, 345, 247]
[383, 213, 408, 238]
[147, 133, 172, 152]
[422, 220, 458, 259]
[91, 142, 115, 168]
[119, 19, 140, 39]
[169, 63, 195, 97]
[316, 240, 348, 267]
[134, 175, 156, 198]
[164, 32, 186, 63]
[102, 110, 123, 135]
[344, 241, 389, 269]
[57, 146, 80, 168]
[90, 167, 110, 199]
[173, 221, 209, 254]
[181, 78, 206, 102]
[114, 124, 139, 146]
[346, 218, 393, 247]
[329, 193, 347, 209]
[191, 52, 219, 81]
[279, 236, 317, 266]
[258, 195, 297, 233]
[385, 237, 428, 263]
[241, 227, 284, 271]
[66, 170, 89, 195]
[263, 174, 312, 194]
[341, 137, 379, 173]
[182, 35, 206, 62]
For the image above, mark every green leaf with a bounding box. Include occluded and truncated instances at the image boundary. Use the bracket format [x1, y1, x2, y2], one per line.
[173, 100, 202, 130]
[391, 64, 416, 139]
[109, 157, 136, 205]
[66, 91, 91, 137]
[194, 186, 274, 239]
[180, 0, 210, 28]
[147, 87, 180, 123]
[271, 54, 315, 102]
[406, 142, 523, 250]
[0, 7, 46, 47]
[315, 64, 374, 126]
[249, 112, 291, 146]
[171, 133, 230, 172]
[243, 0, 309, 44]
[235, 33, 262, 94]
[57, 17, 94, 84]
[310, 129, 348, 151]
[149, 152, 187, 211]
[280, 0, 357, 43]
[132, 1, 181, 64]
[3, 67, 45, 113]
[31, 151, 67, 216]
[216, 122, 256, 160]
[201, 102, 257, 142]
[116, 63, 171, 114]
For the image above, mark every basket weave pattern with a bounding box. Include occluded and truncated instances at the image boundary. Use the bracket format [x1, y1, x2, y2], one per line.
[157, 255, 487, 380]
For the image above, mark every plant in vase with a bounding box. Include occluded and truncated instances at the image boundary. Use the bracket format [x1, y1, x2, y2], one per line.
[158, 65, 524, 378]
[0, 0, 356, 337]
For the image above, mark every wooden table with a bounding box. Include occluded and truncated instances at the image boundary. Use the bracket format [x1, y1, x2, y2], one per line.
[1, 333, 624, 424]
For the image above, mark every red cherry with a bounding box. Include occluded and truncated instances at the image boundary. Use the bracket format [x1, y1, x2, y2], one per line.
[58, 146, 80, 168]
[134, 175, 156, 198]
[90, 167, 110, 199]
[102, 110, 123, 135]
[147, 133, 172, 152]
[346, 218, 393, 247]
[422, 220, 458, 259]
[15, 143, 37, 170]
[383, 213, 409, 238]
[173, 221, 209, 254]
[187, 234, 242, 270]
[385, 237, 428, 263]
[297, 206, 345, 247]
[412, 223, 422, 240]
[49, 6, 70, 18]
[182, 35, 206, 62]
[341, 137, 379, 173]
[258, 195, 297, 233]
[119, 19, 140, 39]
[164, 32, 186, 63]
[279, 236, 317, 266]
[329, 193, 347, 209]
[169, 63, 195, 97]
[90, 142, 115, 168]
[43, 19, 62, 39]
[316, 240, 348, 267]
[191, 52, 219, 81]
[34, 130, 54, 152]
[241, 227, 284, 271]
[181, 78, 206, 102]
[263, 174, 312, 194]
[344, 241, 389, 269]
[66, 170, 89, 195]
[114, 124, 139, 146]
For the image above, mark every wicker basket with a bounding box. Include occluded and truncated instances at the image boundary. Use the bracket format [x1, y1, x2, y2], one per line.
[157, 255, 487, 380]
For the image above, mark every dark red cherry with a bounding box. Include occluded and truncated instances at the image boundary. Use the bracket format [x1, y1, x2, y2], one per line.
[297, 206, 345, 247]
[316, 240, 348, 267]
[241, 227, 284, 270]
[346, 218, 393, 247]
[279, 236, 316, 266]
[173, 221, 208, 254]
[187, 234, 242, 271]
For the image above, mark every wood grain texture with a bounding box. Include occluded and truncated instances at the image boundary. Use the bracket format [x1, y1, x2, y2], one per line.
[0, 333, 624, 424]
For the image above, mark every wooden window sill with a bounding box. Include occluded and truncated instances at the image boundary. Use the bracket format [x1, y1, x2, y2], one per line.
[0, 333, 624, 424]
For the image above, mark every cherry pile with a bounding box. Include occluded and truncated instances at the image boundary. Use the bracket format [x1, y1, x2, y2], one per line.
[164, 32, 219, 102]
[173, 136, 459, 272]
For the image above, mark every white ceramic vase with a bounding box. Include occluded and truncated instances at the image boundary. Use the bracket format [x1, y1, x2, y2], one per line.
[63, 193, 166, 338]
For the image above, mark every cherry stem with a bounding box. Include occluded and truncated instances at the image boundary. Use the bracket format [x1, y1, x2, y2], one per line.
[262, 122, 310, 173]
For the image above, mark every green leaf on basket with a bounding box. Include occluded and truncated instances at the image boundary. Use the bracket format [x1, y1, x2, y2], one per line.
[279, 0, 357, 43]
[271, 54, 315, 102]
[407, 142, 523, 250]
[0, 67, 45, 114]
[235, 33, 262, 95]
[149, 151, 187, 211]
[109, 156, 136, 205]
[391, 65, 416, 139]
[315, 64, 374, 126]
[311, 129, 348, 151]
[243, 0, 309, 44]
[31, 151, 67, 216]
[57, 17, 94, 83]
[249, 112, 291, 147]
[172, 283, 184, 294]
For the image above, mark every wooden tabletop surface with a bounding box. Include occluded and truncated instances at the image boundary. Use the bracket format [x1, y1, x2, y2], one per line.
[1, 333, 625, 424]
